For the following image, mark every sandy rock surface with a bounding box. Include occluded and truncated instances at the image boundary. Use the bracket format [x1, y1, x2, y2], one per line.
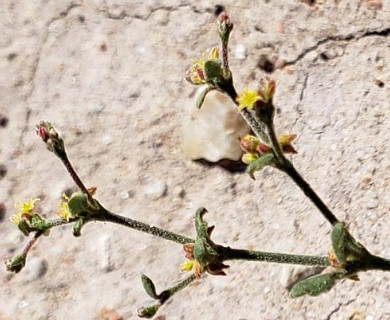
[0, 1, 389, 319]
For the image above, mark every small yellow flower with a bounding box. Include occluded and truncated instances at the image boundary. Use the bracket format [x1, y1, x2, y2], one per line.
[242, 152, 258, 164]
[180, 259, 194, 272]
[11, 198, 40, 225]
[237, 89, 261, 110]
[57, 193, 71, 221]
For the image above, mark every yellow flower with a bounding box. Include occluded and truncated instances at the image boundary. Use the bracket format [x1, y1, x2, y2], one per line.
[180, 259, 194, 272]
[11, 198, 40, 225]
[237, 89, 261, 110]
[242, 152, 258, 164]
[57, 193, 71, 221]
[186, 47, 220, 85]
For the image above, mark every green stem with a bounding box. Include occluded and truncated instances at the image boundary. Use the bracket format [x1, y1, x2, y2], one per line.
[220, 246, 330, 266]
[95, 209, 194, 245]
[281, 159, 339, 226]
[61, 153, 92, 202]
[23, 231, 44, 255]
[264, 121, 285, 162]
[263, 121, 339, 226]
[364, 255, 390, 271]
[160, 273, 197, 303]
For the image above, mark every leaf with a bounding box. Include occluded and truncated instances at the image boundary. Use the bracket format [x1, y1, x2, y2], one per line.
[290, 273, 338, 298]
[245, 153, 274, 179]
[204, 60, 222, 81]
[141, 274, 158, 299]
[196, 86, 214, 109]
[137, 304, 160, 319]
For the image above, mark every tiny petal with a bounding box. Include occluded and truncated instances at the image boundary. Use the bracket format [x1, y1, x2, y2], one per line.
[259, 78, 276, 102]
[16, 198, 40, 213]
[193, 261, 203, 278]
[237, 89, 261, 110]
[209, 47, 219, 60]
[278, 133, 297, 146]
[278, 134, 298, 154]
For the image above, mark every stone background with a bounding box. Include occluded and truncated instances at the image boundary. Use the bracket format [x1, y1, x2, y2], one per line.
[0, 1, 389, 319]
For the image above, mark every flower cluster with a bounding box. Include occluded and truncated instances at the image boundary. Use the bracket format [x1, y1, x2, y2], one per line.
[11, 198, 50, 236]
[185, 47, 220, 85]
[180, 242, 229, 278]
[240, 133, 298, 165]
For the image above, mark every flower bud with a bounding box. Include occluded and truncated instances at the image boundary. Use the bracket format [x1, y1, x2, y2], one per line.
[239, 135, 259, 153]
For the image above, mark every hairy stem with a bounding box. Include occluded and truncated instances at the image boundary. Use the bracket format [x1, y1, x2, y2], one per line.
[280, 159, 339, 226]
[61, 153, 92, 201]
[95, 209, 194, 245]
[160, 273, 197, 303]
[220, 246, 330, 266]
[241, 109, 270, 144]
[263, 120, 339, 226]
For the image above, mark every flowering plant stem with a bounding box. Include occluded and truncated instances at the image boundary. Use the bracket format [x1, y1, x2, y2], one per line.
[6, 8, 390, 319]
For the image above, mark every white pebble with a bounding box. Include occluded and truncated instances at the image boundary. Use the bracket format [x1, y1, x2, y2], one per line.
[99, 235, 113, 272]
[182, 90, 250, 162]
[120, 191, 130, 200]
[234, 44, 247, 60]
[143, 181, 167, 200]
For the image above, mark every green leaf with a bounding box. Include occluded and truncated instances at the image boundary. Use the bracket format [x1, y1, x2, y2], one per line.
[68, 193, 89, 217]
[72, 217, 84, 237]
[290, 273, 338, 298]
[331, 222, 370, 267]
[196, 86, 214, 109]
[137, 304, 160, 319]
[141, 274, 158, 299]
[331, 222, 348, 265]
[204, 60, 222, 81]
[245, 153, 274, 178]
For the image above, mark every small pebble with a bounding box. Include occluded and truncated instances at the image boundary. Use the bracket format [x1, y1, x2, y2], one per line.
[25, 257, 48, 281]
[18, 300, 29, 309]
[143, 181, 167, 200]
[101, 134, 113, 145]
[234, 44, 247, 60]
[120, 191, 129, 200]
[99, 235, 113, 272]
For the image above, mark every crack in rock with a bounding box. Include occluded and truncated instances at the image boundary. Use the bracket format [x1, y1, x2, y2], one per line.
[98, 3, 194, 21]
[285, 26, 390, 67]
